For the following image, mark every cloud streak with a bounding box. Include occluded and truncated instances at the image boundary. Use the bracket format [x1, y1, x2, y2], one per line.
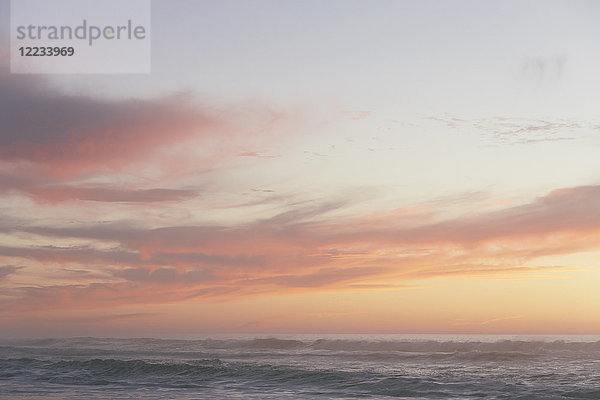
[0, 265, 22, 282]
[1, 184, 598, 313]
[425, 114, 596, 145]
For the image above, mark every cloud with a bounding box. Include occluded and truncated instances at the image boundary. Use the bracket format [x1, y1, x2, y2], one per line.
[0, 72, 219, 177]
[0, 245, 140, 266]
[0, 70, 293, 203]
[342, 111, 372, 120]
[0, 243, 267, 272]
[452, 315, 524, 326]
[237, 151, 277, 158]
[7, 185, 600, 262]
[1, 184, 599, 312]
[117, 267, 214, 283]
[239, 266, 389, 288]
[0, 174, 199, 203]
[400, 185, 600, 244]
[55, 312, 156, 324]
[32, 186, 198, 203]
[1, 282, 240, 312]
[425, 114, 594, 145]
[0, 265, 22, 282]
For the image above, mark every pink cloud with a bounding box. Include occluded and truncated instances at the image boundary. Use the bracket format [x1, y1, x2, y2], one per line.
[0, 72, 220, 177]
[1, 184, 598, 312]
[0, 71, 296, 203]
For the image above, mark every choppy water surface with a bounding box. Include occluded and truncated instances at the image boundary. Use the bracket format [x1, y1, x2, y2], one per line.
[1, 334, 599, 399]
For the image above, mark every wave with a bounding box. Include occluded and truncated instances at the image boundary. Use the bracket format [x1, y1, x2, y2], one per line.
[4, 337, 600, 361]
[307, 338, 600, 353]
[0, 356, 520, 397]
[1, 357, 374, 389]
[3, 355, 599, 399]
[3, 336, 600, 400]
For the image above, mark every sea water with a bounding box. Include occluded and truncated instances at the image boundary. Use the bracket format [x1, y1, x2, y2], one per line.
[1, 334, 599, 399]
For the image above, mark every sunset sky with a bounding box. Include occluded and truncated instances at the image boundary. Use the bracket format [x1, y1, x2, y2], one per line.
[1, 0, 600, 337]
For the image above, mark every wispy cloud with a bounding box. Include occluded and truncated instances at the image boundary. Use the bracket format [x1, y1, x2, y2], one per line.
[425, 114, 597, 145]
[1, 184, 598, 313]
[452, 315, 524, 326]
[0, 176, 199, 203]
[0, 265, 22, 282]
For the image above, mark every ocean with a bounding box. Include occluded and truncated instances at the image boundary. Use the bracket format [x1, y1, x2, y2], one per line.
[1, 334, 599, 399]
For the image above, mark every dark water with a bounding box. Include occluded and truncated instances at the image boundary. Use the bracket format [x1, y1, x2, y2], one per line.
[1, 335, 600, 399]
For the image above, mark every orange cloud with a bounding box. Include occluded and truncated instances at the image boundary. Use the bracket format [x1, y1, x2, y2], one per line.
[1, 184, 599, 314]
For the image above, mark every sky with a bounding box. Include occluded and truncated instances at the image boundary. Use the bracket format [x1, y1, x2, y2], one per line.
[1, 0, 600, 337]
